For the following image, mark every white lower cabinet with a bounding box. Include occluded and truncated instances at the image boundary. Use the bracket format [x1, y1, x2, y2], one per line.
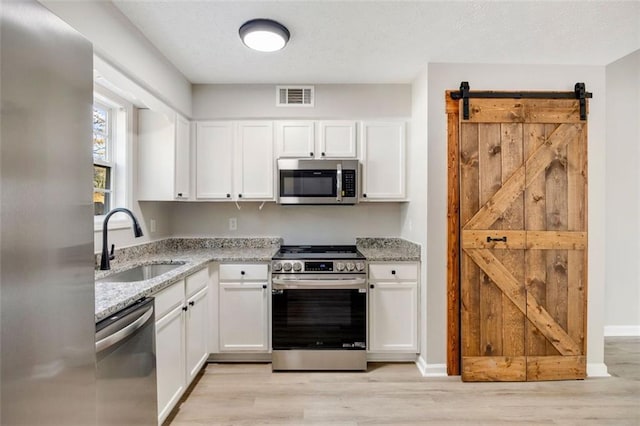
[218, 264, 269, 352]
[368, 262, 418, 353]
[155, 266, 210, 425]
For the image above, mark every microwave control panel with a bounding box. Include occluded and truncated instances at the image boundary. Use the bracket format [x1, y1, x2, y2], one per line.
[342, 170, 357, 197]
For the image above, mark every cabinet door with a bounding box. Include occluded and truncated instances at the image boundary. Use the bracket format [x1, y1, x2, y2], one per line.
[138, 109, 175, 201]
[196, 121, 234, 200]
[185, 287, 209, 382]
[236, 121, 274, 200]
[360, 121, 406, 200]
[319, 121, 357, 158]
[174, 114, 190, 199]
[219, 282, 269, 351]
[156, 304, 186, 424]
[369, 281, 418, 352]
[276, 121, 315, 158]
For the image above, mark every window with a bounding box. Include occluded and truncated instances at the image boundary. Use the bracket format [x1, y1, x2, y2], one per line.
[92, 86, 132, 230]
[93, 102, 113, 216]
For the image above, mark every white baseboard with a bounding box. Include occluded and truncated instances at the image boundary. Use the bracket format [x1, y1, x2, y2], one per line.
[604, 325, 640, 337]
[415, 357, 447, 377]
[367, 353, 417, 362]
[587, 362, 610, 377]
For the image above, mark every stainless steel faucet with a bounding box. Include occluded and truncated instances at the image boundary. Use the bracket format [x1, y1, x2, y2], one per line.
[100, 208, 144, 270]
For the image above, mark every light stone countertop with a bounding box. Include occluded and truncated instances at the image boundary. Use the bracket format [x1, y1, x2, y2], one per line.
[356, 237, 421, 262]
[95, 238, 280, 323]
[95, 237, 421, 323]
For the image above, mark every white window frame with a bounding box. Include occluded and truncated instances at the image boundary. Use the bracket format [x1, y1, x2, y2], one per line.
[93, 86, 134, 231]
[93, 100, 114, 215]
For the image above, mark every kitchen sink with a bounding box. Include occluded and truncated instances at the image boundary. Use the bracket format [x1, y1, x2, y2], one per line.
[97, 262, 186, 283]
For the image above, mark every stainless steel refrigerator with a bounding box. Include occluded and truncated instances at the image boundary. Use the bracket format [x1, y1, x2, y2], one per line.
[1, 1, 96, 424]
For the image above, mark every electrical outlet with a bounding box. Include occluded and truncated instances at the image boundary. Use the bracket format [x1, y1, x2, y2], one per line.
[150, 219, 157, 233]
[229, 217, 237, 231]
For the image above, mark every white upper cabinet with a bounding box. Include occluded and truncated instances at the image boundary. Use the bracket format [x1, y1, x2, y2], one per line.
[137, 109, 191, 201]
[318, 121, 357, 158]
[360, 121, 406, 201]
[195, 121, 274, 201]
[276, 121, 315, 158]
[196, 121, 234, 200]
[276, 120, 357, 159]
[236, 121, 274, 200]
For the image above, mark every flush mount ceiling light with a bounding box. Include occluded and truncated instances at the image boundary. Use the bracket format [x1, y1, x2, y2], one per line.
[239, 19, 290, 52]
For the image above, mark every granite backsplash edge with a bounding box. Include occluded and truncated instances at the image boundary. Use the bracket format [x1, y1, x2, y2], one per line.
[95, 237, 283, 269]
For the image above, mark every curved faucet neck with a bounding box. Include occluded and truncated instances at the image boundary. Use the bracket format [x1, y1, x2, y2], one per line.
[100, 208, 144, 270]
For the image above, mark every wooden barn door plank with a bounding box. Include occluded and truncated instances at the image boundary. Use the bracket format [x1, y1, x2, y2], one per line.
[460, 122, 481, 359]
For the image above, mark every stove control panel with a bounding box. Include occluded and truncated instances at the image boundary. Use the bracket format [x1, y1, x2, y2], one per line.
[305, 261, 333, 272]
[273, 260, 365, 274]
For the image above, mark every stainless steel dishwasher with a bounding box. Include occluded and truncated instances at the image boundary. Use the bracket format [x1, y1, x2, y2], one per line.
[96, 297, 157, 425]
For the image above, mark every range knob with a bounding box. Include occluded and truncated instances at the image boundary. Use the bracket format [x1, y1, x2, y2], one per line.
[346, 262, 355, 271]
[336, 262, 346, 272]
[283, 262, 292, 272]
[355, 262, 365, 272]
[293, 262, 302, 272]
[272, 262, 282, 272]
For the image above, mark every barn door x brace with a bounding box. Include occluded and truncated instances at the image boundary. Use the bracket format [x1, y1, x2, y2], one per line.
[450, 81, 593, 121]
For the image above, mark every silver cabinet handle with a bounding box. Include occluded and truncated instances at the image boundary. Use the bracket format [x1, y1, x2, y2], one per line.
[95, 306, 153, 353]
[336, 163, 343, 203]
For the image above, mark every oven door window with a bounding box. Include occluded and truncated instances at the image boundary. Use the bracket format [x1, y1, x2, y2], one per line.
[272, 289, 366, 350]
[279, 170, 337, 198]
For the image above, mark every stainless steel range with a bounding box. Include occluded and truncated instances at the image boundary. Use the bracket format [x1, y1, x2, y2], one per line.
[271, 245, 367, 371]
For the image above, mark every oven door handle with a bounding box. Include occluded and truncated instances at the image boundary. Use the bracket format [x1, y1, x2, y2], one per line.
[272, 277, 366, 290]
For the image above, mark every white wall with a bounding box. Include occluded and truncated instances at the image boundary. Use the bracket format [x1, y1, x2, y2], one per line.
[427, 63, 608, 374]
[401, 67, 430, 369]
[604, 50, 640, 335]
[169, 202, 401, 245]
[192, 84, 411, 119]
[40, 0, 192, 117]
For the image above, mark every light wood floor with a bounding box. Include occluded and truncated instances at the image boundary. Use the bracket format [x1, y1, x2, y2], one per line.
[167, 338, 640, 425]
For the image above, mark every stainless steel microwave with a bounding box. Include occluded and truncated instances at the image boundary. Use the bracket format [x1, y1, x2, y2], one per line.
[277, 159, 359, 205]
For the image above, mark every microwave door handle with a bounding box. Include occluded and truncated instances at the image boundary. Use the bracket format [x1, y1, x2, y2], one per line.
[336, 163, 343, 203]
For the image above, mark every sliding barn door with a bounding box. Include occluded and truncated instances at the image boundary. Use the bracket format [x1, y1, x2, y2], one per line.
[460, 99, 587, 382]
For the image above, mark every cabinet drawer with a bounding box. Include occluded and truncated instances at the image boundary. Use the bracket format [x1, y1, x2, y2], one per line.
[219, 264, 268, 281]
[155, 279, 185, 319]
[369, 263, 418, 281]
[186, 267, 209, 297]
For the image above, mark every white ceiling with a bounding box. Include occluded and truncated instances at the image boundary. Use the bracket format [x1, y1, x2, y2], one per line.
[112, 0, 640, 84]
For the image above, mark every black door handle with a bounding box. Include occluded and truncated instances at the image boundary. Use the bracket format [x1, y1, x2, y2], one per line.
[486, 236, 508, 243]
[189, 301, 195, 306]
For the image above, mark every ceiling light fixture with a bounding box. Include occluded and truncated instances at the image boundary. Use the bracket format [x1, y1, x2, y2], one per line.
[239, 19, 290, 52]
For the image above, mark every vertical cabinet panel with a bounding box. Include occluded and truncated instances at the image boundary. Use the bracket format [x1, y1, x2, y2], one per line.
[156, 304, 185, 424]
[368, 262, 419, 354]
[236, 121, 274, 200]
[185, 287, 209, 382]
[276, 121, 315, 158]
[174, 114, 191, 199]
[319, 121, 357, 158]
[138, 110, 191, 201]
[219, 282, 269, 351]
[196, 121, 234, 200]
[369, 282, 418, 352]
[138, 110, 176, 201]
[360, 121, 406, 200]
